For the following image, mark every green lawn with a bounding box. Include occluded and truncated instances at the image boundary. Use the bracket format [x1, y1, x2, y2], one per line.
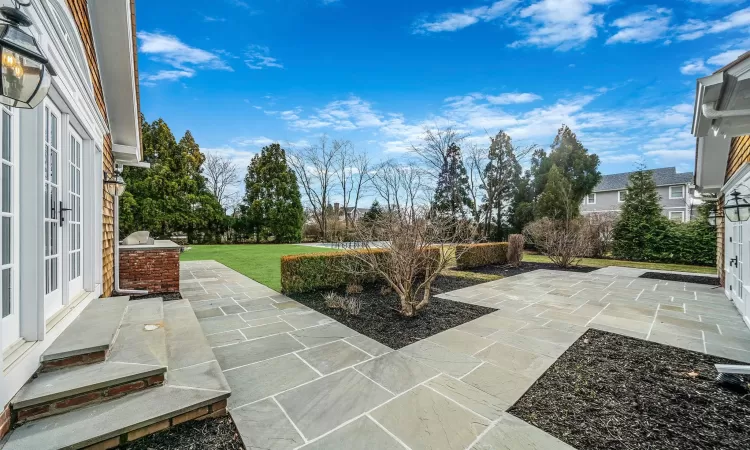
[522, 253, 717, 275]
[180, 244, 333, 291]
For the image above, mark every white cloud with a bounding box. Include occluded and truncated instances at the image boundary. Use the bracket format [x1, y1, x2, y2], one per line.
[245, 45, 283, 70]
[412, 0, 518, 34]
[676, 7, 750, 41]
[281, 96, 384, 131]
[486, 92, 542, 104]
[203, 16, 226, 22]
[138, 31, 231, 71]
[645, 149, 695, 160]
[141, 69, 195, 85]
[606, 7, 671, 44]
[680, 58, 708, 75]
[707, 49, 746, 66]
[509, 0, 614, 51]
[598, 151, 641, 164]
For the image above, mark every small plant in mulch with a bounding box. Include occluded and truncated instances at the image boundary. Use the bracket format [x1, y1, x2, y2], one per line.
[119, 416, 243, 450]
[509, 329, 750, 450]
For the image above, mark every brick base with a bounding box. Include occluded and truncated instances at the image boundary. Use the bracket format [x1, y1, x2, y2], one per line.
[40, 351, 107, 372]
[1, 403, 10, 441]
[119, 247, 180, 294]
[14, 374, 164, 424]
[82, 398, 228, 450]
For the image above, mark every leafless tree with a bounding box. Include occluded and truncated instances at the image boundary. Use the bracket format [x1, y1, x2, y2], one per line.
[203, 152, 240, 210]
[411, 126, 465, 177]
[335, 142, 371, 228]
[288, 136, 340, 241]
[465, 144, 489, 230]
[371, 160, 428, 217]
[342, 205, 474, 317]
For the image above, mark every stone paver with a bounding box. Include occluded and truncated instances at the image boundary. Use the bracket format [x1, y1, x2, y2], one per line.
[275, 369, 393, 440]
[182, 261, 750, 450]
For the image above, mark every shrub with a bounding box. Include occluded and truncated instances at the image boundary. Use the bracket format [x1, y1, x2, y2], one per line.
[323, 292, 346, 309]
[281, 247, 442, 294]
[455, 242, 509, 269]
[581, 212, 618, 258]
[343, 296, 361, 316]
[346, 283, 364, 295]
[507, 234, 524, 267]
[524, 217, 591, 268]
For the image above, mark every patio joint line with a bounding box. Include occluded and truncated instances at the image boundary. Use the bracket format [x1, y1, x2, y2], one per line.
[585, 303, 610, 327]
[459, 361, 484, 380]
[472, 341, 496, 357]
[352, 366, 395, 396]
[340, 337, 376, 358]
[293, 352, 324, 377]
[701, 330, 707, 354]
[171, 359, 217, 372]
[645, 304, 660, 340]
[365, 413, 413, 450]
[271, 396, 309, 444]
[716, 324, 723, 335]
[421, 382, 493, 422]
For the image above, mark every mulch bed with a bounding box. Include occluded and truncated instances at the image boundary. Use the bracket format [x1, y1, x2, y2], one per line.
[288, 274, 497, 349]
[127, 292, 183, 301]
[465, 261, 597, 277]
[640, 271, 721, 286]
[119, 416, 243, 450]
[509, 328, 750, 450]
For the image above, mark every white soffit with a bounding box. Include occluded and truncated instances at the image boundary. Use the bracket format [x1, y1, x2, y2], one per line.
[695, 136, 730, 193]
[87, 0, 141, 161]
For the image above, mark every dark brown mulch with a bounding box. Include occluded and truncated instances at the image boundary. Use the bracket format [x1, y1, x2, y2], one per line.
[508, 328, 750, 450]
[119, 416, 244, 450]
[465, 261, 597, 277]
[640, 271, 721, 286]
[287, 275, 496, 349]
[126, 292, 183, 301]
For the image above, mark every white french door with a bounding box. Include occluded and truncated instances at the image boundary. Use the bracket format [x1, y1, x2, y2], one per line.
[43, 102, 63, 320]
[727, 219, 749, 323]
[67, 130, 83, 299]
[1, 105, 18, 350]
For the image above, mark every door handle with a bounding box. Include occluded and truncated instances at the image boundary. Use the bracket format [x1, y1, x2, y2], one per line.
[730, 256, 738, 268]
[59, 201, 72, 226]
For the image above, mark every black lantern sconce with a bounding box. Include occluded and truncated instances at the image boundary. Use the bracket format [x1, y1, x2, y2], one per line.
[708, 190, 750, 226]
[104, 169, 126, 197]
[0, 1, 57, 109]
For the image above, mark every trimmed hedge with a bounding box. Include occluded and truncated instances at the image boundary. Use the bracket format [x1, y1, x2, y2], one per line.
[455, 242, 509, 269]
[280, 247, 442, 293]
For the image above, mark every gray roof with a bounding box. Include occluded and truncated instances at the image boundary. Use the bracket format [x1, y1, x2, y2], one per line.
[594, 167, 693, 192]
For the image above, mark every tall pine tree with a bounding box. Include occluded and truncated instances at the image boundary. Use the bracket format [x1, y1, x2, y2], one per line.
[432, 143, 472, 218]
[535, 165, 576, 220]
[612, 166, 670, 260]
[240, 143, 304, 243]
[483, 131, 522, 240]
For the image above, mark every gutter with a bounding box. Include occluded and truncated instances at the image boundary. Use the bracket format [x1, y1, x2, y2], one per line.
[113, 190, 148, 296]
[702, 102, 750, 120]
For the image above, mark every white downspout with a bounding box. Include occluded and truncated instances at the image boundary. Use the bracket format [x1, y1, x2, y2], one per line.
[113, 191, 148, 295]
[702, 102, 750, 119]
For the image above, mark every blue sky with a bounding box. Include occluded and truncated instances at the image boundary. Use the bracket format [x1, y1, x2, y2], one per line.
[135, 0, 750, 177]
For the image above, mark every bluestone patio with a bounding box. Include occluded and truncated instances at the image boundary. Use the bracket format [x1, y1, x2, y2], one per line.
[180, 260, 750, 450]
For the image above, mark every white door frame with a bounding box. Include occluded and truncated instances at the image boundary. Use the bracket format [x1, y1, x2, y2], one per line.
[0, 106, 20, 351]
[66, 127, 84, 300]
[42, 100, 63, 320]
[723, 163, 750, 329]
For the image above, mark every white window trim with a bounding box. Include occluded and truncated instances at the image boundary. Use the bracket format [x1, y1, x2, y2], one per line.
[586, 193, 596, 205]
[669, 211, 685, 222]
[618, 190, 626, 202]
[669, 185, 685, 199]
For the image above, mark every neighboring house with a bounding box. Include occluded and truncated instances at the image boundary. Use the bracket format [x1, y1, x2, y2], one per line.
[580, 167, 696, 222]
[0, 2, 227, 448]
[692, 50, 750, 330]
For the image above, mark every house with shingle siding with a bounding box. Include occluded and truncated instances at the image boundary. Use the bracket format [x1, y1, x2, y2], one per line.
[581, 167, 696, 222]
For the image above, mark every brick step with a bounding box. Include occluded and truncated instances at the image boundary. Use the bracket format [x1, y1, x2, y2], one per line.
[11, 362, 166, 424]
[41, 296, 130, 372]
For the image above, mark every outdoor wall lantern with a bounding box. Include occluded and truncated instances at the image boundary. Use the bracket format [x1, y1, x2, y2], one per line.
[707, 207, 719, 226]
[723, 190, 750, 223]
[0, 1, 56, 109]
[104, 170, 126, 197]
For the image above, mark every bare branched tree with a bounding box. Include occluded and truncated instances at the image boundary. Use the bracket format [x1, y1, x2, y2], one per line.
[343, 206, 474, 317]
[465, 144, 489, 230]
[288, 136, 340, 241]
[371, 160, 428, 217]
[335, 142, 371, 228]
[411, 126, 465, 176]
[204, 152, 240, 209]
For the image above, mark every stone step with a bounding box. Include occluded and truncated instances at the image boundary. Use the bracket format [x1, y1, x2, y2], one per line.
[0, 299, 232, 450]
[1, 386, 228, 450]
[11, 362, 167, 424]
[41, 296, 130, 371]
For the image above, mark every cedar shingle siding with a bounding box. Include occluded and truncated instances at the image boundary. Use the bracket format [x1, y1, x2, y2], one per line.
[720, 135, 750, 286]
[65, 0, 115, 295]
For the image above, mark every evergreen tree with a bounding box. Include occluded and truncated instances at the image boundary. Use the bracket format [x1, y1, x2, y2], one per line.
[483, 131, 521, 240]
[508, 170, 535, 233]
[240, 143, 304, 243]
[536, 165, 576, 220]
[612, 166, 671, 260]
[432, 143, 472, 218]
[362, 200, 384, 224]
[533, 125, 601, 206]
[120, 115, 225, 242]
